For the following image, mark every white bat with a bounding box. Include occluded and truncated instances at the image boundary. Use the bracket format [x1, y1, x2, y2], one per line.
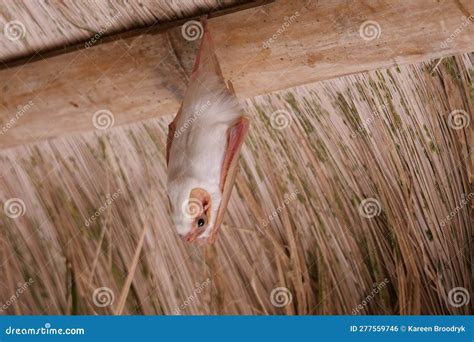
[166, 19, 249, 243]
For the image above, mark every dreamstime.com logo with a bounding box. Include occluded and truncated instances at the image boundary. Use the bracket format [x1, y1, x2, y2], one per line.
[359, 20, 381, 41]
[270, 109, 292, 130]
[350, 107, 385, 138]
[447, 287, 470, 308]
[3, 20, 26, 41]
[358, 198, 381, 219]
[92, 287, 115, 307]
[84, 189, 122, 227]
[352, 278, 389, 314]
[181, 198, 203, 220]
[174, 100, 211, 138]
[0, 100, 34, 135]
[3, 198, 26, 219]
[175, 278, 211, 314]
[181, 20, 203, 41]
[447, 109, 470, 130]
[84, 11, 123, 48]
[0, 278, 34, 313]
[262, 190, 300, 227]
[263, 11, 300, 49]
[440, 192, 473, 227]
[5, 323, 85, 336]
[440, 15, 474, 48]
[92, 109, 115, 130]
[270, 287, 293, 308]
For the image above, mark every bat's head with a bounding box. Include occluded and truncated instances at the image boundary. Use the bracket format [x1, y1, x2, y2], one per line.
[167, 178, 221, 243]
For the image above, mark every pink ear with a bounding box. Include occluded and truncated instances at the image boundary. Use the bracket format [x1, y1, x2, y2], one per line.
[189, 188, 211, 212]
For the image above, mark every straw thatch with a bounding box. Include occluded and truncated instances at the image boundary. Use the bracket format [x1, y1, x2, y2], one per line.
[0, 53, 472, 315]
[0, 0, 239, 61]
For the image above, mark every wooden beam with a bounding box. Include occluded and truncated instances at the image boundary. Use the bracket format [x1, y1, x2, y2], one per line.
[1, 0, 473, 148]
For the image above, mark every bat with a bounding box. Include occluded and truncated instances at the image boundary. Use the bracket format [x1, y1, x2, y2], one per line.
[166, 18, 249, 244]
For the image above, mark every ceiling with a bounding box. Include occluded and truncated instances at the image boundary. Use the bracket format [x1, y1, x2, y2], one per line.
[0, 0, 242, 62]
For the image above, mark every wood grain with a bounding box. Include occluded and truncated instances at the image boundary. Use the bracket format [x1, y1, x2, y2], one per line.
[0, 0, 473, 148]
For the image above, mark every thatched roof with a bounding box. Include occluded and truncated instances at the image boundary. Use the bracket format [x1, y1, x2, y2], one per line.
[1, 52, 472, 314]
[0, 1, 472, 315]
[0, 0, 237, 61]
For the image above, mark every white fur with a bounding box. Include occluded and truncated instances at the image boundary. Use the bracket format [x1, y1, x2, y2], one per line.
[167, 66, 242, 238]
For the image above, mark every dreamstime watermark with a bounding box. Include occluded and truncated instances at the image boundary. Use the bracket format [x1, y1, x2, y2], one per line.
[261, 190, 300, 227]
[5, 323, 85, 336]
[3, 20, 26, 41]
[269, 109, 292, 130]
[0, 100, 34, 135]
[447, 287, 470, 308]
[92, 109, 115, 130]
[352, 278, 389, 314]
[84, 12, 123, 48]
[181, 20, 203, 41]
[440, 192, 473, 227]
[350, 108, 384, 138]
[92, 287, 114, 307]
[358, 198, 381, 219]
[447, 109, 470, 130]
[174, 100, 211, 138]
[263, 11, 300, 48]
[181, 198, 203, 220]
[270, 287, 293, 308]
[0, 278, 34, 313]
[440, 15, 474, 48]
[174, 278, 211, 314]
[84, 189, 121, 227]
[359, 20, 381, 41]
[3, 198, 26, 219]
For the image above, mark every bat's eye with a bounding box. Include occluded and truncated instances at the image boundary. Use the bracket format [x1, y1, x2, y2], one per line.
[197, 218, 205, 228]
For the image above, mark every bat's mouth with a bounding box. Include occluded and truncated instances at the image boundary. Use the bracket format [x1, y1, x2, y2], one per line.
[182, 228, 202, 243]
[182, 224, 216, 243]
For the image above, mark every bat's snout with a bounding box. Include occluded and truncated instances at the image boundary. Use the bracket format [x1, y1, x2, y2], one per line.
[181, 229, 200, 243]
[180, 225, 205, 243]
[180, 224, 218, 244]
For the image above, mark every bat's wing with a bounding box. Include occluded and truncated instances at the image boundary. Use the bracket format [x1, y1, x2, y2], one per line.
[209, 85, 249, 243]
[219, 79, 249, 191]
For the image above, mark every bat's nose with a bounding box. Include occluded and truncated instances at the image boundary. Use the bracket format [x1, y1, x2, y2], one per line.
[182, 232, 196, 243]
[181, 228, 200, 243]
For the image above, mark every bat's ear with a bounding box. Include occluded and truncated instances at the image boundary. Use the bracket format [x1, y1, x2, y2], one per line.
[189, 187, 211, 213]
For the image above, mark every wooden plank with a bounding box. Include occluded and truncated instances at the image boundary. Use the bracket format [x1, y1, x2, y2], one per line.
[1, 0, 474, 148]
